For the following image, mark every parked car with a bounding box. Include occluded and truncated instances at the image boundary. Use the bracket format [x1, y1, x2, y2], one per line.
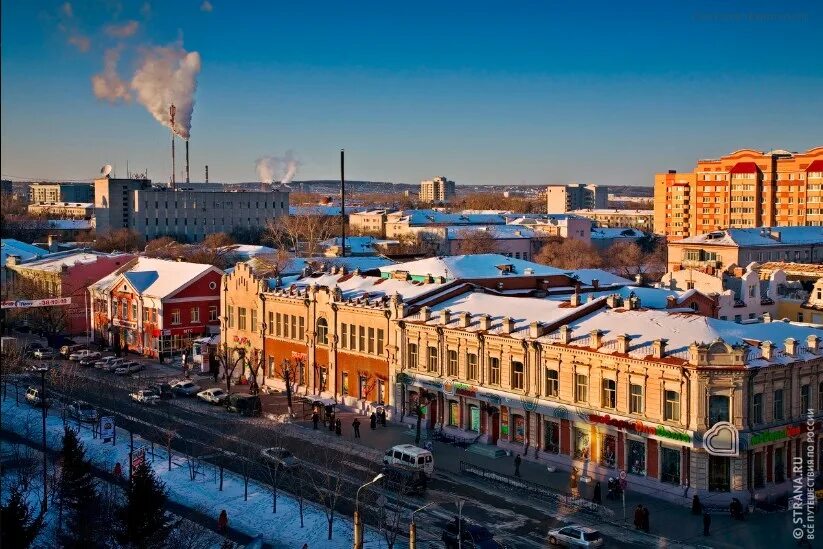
[69, 349, 100, 362]
[33, 348, 56, 360]
[197, 388, 228, 405]
[381, 464, 427, 495]
[78, 355, 101, 366]
[172, 380, 201, 396]
[60, 344, 84, 358]
[148, 383, 175, 400]
[103, 358, 127, 372]
[548, 525, 604, 548]
[260, 447, 300, 469]
[24, 342, 44, 357]
[114, 361, 144, 375]
[129, 389, 160, 404]
[94, 356, 117, 369]
[25, 386, 52, 408]
[67, 401, 98, 422]
[442, 519, 501, 549]
[227, 394, 262, 417]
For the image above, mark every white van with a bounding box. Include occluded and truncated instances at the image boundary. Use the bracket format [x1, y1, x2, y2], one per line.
[383, 444, 434, 476]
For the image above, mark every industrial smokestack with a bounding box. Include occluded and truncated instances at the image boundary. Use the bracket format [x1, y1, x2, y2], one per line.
[340, 149, 346, 258]
[205, 165, 209, 184]
[185, 140, 190, 184]
[169, 104, 176, 189]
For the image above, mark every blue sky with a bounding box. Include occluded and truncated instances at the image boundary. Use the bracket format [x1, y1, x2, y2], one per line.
[2, 0, 821, 186]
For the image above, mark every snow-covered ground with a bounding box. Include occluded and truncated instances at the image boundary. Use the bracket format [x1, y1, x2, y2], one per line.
[1, 395, 388, 549]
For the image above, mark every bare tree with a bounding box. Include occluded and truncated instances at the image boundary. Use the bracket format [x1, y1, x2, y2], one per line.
[48, 362, 83, 427]
[534, 237, 603, 269]
[306, 445, 348, 540]
[93, 228, 145, 253]
[265, 214, 340, 258]
[275, 358, 299, 417]
[606, 239, 667, 279]
[4, 277, 70, 346]
[455, 228, 499, 255]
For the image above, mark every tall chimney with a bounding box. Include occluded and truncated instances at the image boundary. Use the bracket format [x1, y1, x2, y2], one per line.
[185, 140, 190, 184]
[205, 165, 209, 184]
[169, 104, 176, 189]
[340, 149, 346, 257]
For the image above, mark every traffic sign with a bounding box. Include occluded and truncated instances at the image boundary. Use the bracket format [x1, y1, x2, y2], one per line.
[100, 416, 115, 441]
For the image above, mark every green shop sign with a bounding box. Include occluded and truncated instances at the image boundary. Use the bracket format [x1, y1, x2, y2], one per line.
[751, 425, 803, 446]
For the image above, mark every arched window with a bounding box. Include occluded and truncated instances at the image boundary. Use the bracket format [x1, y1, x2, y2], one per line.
[316, 318, 328, 345]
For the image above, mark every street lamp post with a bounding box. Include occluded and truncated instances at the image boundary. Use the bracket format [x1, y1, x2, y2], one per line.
[38, 366, 49, 512]
[410, 502, 434, 549]
[354, 473, 384, 549]
[456, 498, 466, 549]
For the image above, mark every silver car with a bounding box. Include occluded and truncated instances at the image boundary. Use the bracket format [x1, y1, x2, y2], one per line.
[548, 525, 604, 548]
[261, 447, 300, 469]
[67, 401, 99, 422]
[115, 361, 144, 375]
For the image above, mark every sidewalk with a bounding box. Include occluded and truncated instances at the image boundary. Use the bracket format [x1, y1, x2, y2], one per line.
[293, 410, 804, 549]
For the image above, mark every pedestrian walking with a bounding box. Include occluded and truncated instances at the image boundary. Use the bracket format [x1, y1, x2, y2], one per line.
[312, 412, 319, 430]
[335, 418, 342, 436]
[113, 462, 123, 479]
[213, 365, 219, 383]
[633, 504, 643, 530]
[217, 509, 228, 534]
[380, 408, 387, 426]
[642, 505, 650, 533]
[302, 545, 308, 549]
[370, 412, 377, 430]
[514, 453, 522, 477]
[328, 411, 335, 431]
[703, 511, 711, 536]
[692, 494, 702, 515]
[352, 418, 361, 438]
[593, 481, 602, 504]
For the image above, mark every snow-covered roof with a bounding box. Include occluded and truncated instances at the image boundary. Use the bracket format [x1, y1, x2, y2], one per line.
[590, 227, 646, 239]
[10, 250, 127, 273]
[221, 244, 276, 260]
[547, 285, 679, 309]
[570, 209, 653, 216]
[108, 257, 219, 299]
[320, 236, 398, 254]
[673, 226, 823, 247]
[380, 254, 566, 280]
[1, 239, 48, 265]
[289, 205, 370, 216]
[561, 269, 633, 287]
[387, 209, 508, 226]
[44, 219, 94, 230]
[287, 272, 446, 304]
[445, 225, 536, 239]
[28, 201, 93, 207]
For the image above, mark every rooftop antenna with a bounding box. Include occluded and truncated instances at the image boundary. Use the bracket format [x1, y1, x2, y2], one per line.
[169, 104, 176, 190]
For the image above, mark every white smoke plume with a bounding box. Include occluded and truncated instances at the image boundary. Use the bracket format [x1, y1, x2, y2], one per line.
[130, 42, 201, 139]
[256, 151, 301, 184]
[92, 47, 131, 103]
[104, 20, 139, 38]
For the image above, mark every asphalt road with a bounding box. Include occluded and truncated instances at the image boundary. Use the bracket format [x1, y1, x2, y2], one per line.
[10, 354, 643, 548]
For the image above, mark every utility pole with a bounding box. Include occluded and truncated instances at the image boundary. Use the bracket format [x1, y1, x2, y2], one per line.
[40, 368, 48, 512]
[340, 149, 346, 257]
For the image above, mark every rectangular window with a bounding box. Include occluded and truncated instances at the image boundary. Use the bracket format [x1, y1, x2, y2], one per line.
[466, 353, 478, 380]
[545, 369, 558, 397]
[283, 315, 290, 339]
[630, 384, 643, 414]
[267, 311, 273, 334]
[708, 395, 730, 426]
[131, 303, 137, 319]
[543, 421, 560, 453]
[358, 326, 366, 352]
[801, 384, 810, 412]
[275, 313, 281, 336]
[602, 379, 616, 408]
[773, 389, 784, 420]
[237, 307, 247, 330]
[191, 307, 200, 323]
[341, 323, 348, 349]
[512, 361, 524, 390]
[427, 347, 438, 372]
[660, 447, 681, 485]
[208, 305, 219, 322]
[349, 324, 356, 350]
[489, 357, 500, 385]
[575, 374, 588, 403]
[628, 439, 646, 475]
[753, 393, 763, 423]
[408, 343, 418, 369]
[341, 373, 349, 396]
[251, 309, 257, 332]
[172, 309, 181, 325]
[664, 390, 680, 421]
[447, 350, 458, 376]
[298, 316, 305, 341]
[377, 329, 384, 355]
[368, 327, 375, 354]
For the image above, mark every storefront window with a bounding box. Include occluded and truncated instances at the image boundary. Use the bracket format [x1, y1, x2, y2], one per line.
[628, 439, 646, 475]
[600, 434, 616, 468]
[513, 415, 526, 444]
[708, 395, 730, 426]
[500, 406, 509, 437]
[448, 401, 459, 427]
[573, 428, 590, 460]
[753, 452, 764, 488]
[775, 447, 785, 483]
[469, 406, 480, 432]
[342, 373, 349, 396]
[660, 447, 680, 485]
[709, 456, 730, 492]
[544, 421, 560, 453]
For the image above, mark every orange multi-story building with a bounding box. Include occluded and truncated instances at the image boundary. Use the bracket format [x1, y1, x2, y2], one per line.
[654, 147, 823, 238]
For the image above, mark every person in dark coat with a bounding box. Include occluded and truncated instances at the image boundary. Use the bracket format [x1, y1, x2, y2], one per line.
[328, 411, 335, 431]
[703, 511, 711, 536]
[633, 504, 643, 530]
[514, 453, 522, 477]
[380, 409, 387, 426]
[692, 494, 702, 515]
[312, 412, 319, 430]
[593, 481, 602, 504]
[370, 412, 377, 430]
[641, 505, 649, 533]
[217, 509, 228, 534]
[352, 418, 361, 438]
[335, 418, 342, 436]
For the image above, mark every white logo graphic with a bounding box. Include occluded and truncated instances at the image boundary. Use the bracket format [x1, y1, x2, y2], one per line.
[703, 421, 739, 457]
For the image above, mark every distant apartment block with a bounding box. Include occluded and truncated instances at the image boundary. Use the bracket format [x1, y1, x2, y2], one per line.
[1, 180, 12, 195]
[653, 147, 823, 238]
[94, 177, 289, 242]
[27, 202, 94, 219]
[546, 183, 607, 213]
[419, 176, 456, 203]
[29, 182, 94, 204]
[568, 208, 653, 230]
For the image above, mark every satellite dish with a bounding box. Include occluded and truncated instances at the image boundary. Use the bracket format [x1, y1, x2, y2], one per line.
[100, 164, 113, 178]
